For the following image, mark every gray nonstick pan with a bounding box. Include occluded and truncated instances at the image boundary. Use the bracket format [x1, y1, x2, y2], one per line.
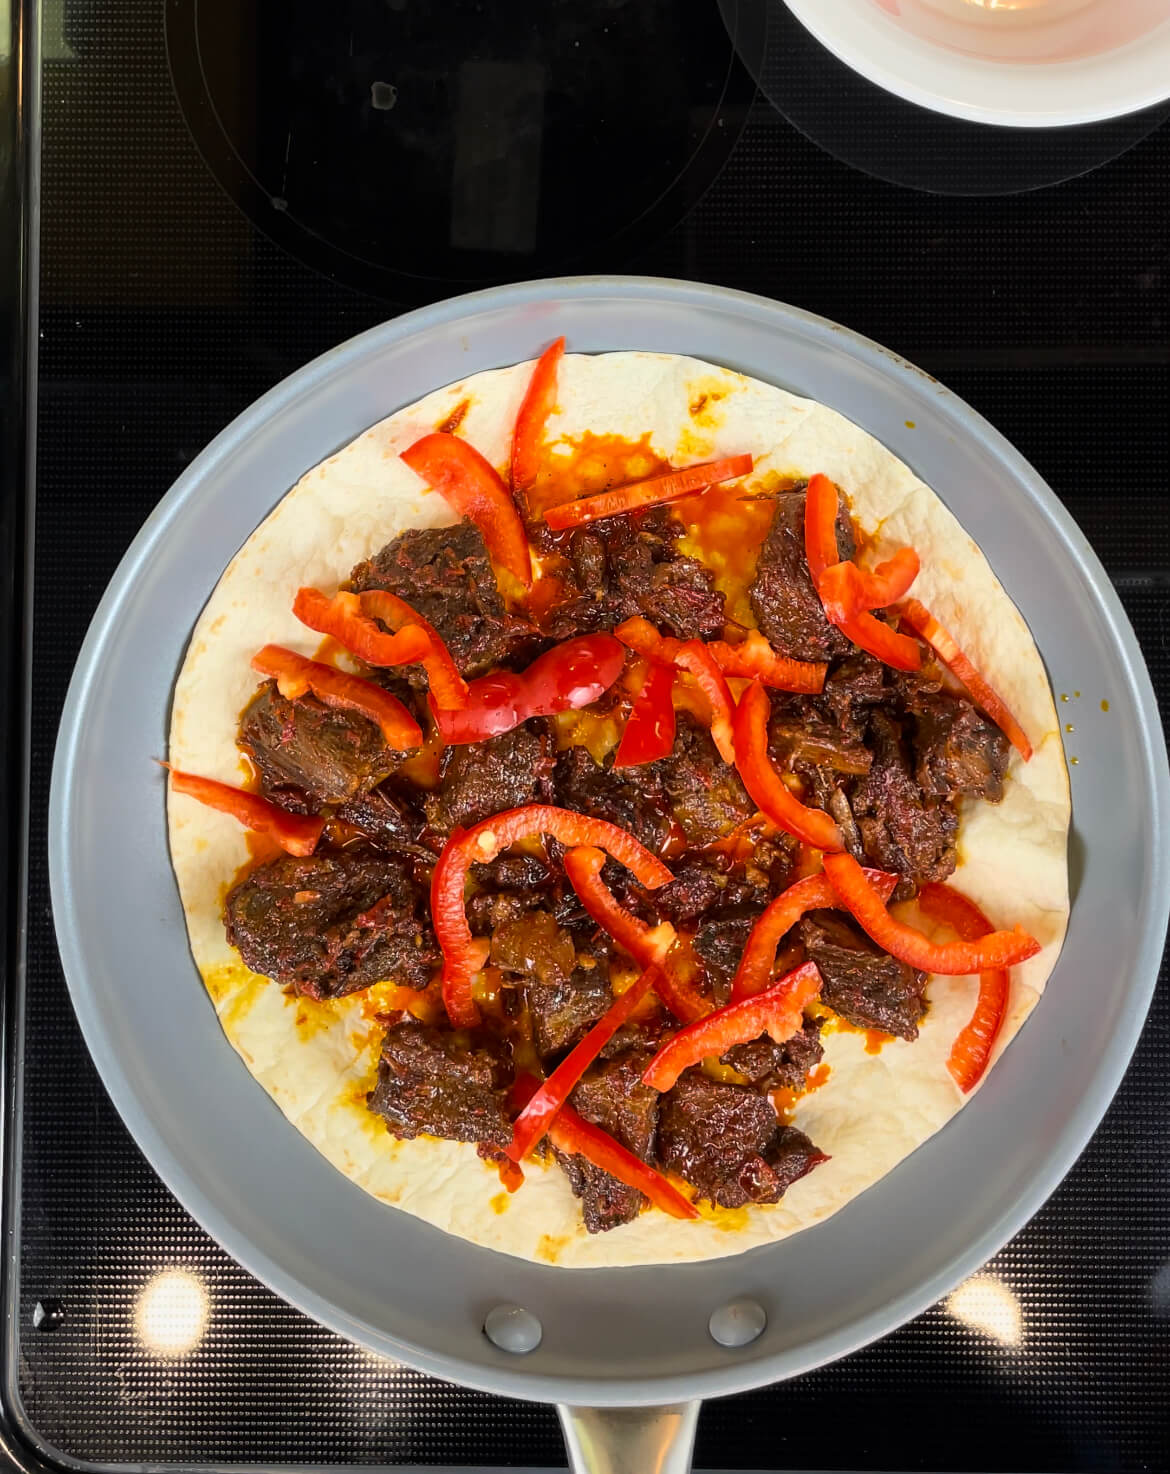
[49, 278, 1170, 1472]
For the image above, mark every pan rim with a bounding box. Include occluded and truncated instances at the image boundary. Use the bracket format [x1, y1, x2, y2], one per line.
[49, 275, 1170, 1406]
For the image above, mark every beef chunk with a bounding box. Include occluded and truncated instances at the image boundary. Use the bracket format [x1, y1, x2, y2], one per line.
[653, 859, 726, 925]
[657, 716, 755, 846]
[850, 711, 958, 886]
[750, 489, 855, 661]
[768, 715, 873, 777]
[553, 744, 674, 854]
[723, 1018, 824, 1090]
[225, 853, 437, 997]
[239, 682, 401, 809]
[335, 782, 425, 853]
[554, 1050, 660, 1232]
[656, 1071, 824, 1209]
[471, 852, 556, 893]
[800, 911, 927, 1040]
[822, 652, 889, 724]
[350, 522, 534, 679]
[425, 721, 556, 834]
[368, 1019, 511, 1145]
[911, 694, 1010, 803]
[692, 914, 754, 1001]
[527, 954, 613, 1059]
[491, 909, 577, 987]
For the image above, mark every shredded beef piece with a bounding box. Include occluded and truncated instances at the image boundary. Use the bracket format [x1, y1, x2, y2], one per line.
[239, 682, 403, 810]
[554, 1050, 660, 1232]
[350, 522, 535, 680]
[769, 714, 873, 776]
[335, 782, 426, 853]
[553, 743, 674, 854]
[821, 652, 889, 724]
[471, 852, 556, 893]
[368, 1019, 511, 1145]
[722, 1018, 824, 1090]
[526, 949, 614, 1059]
[652, 858, 733, 925]
[656, 1071, 825, 1209]
[225, 853, 437, 997]
[799, 910, 927, 1040]
[425, 720, 556, 834]
[656, 716, 755, 846]
[850, 711, 958, 886]
[692, 914, 755, 1002]
[910, 693, 1010, 803]
[749, 490, 855, 661]
[491, 909, 577, 987]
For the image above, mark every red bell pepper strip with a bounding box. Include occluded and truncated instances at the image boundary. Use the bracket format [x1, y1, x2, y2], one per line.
[356, 590, 469, 711]
[563, 846, 677, 970]
[251, 645, 422, 750]
[706, 630, 827, 695]
[823, 852, 1041, 974]
[165, 767, 324, 856]
[898, 598, 1032, 761]
[547, 1102, 699, 1220]
[732, 681, 845, 852]
[614, 659, 676, 769]
[918, 882, 1011, 1093]
[543, 454, 754, 531]
[400, 432, 533, 588]
[652, 965, 712, 1025]
[614, 618, 736, 763]
[643, 961, 824, 1093]
[293, 587, 432, 668]
[817, 562, 923, 671]
[804, 473, 843, 585]
[431, 806, 673, 1027]
[511, 336, 565, 492]
[730, 868, 898, 1003]
[857, 546, 920, 608]
[506, 966, 660, 1163]
[432, 634, 625, 745]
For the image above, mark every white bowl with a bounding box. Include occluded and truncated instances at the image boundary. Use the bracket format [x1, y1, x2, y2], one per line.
[781, 0, 1170, 127]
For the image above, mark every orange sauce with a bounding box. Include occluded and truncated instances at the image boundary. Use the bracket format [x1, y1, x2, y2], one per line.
[398, 724, 444, 789]
[360, 977, 445, 1026]
[675, 478, 775, 628]
[436, 397, 471, 435]
[821, 1010, 893, 1055]
[525, 431, 667, 519]
[312, 635, 357, 670]
[772, 1060, 831, 1119]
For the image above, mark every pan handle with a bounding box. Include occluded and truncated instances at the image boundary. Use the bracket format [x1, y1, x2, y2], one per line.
[556, 1401, 700, 1474]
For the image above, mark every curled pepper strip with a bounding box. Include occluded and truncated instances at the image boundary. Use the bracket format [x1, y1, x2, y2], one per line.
[898, 598, 1032, 761]
[732, 681, 845, 852]
[817, 562, 923, 672]
[506, 966, 661, 1164]
[614, 659, 677, 769]
[546, 1102, 700, 1221]
[563, 846, 677, 969]
[918, 882, 1011, 1094]
[823, 852, 1041, 975]
[706, 631, 827, 695]
[293, 587, 432, 668]
[356, 590, 469, 711]
[543, 454, 754, 531]
[614, 617, 737, 763]
[643, 961, 824, 1093]
[433, 634, 625, 746]
[730, 868, 898, 1003]
[251, 645, 422, 750]
[164, 766, 324, 856]
[511, 336, 565, 492]
[431, 805, 673, 1028]
[400, 432, 533, 588]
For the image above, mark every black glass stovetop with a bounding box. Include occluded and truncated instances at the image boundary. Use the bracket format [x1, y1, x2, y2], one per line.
[3, 0, 1168, 1469]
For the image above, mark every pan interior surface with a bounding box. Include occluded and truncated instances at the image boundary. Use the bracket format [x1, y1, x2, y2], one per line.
[49, 278, 1169, 1406]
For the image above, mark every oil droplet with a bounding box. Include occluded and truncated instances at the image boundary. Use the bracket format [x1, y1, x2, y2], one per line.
[1065, 723, 1075, 733]
[1060, 693, 1069, 702]
[1073, 691, 1081, 698]
[1070, 756, 1079, 766]
[1100, 698, 1110, 712]
[904, 419, 916, 429]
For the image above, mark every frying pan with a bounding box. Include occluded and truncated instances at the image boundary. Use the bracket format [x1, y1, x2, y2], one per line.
[49, 278, 1170, 1472]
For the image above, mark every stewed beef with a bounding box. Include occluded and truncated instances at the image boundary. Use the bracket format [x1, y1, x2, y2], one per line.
[225, 852, 438, 997]
[910, 693, 1010, 803]
[750, 489, 855, 661]
[490, 909, 577, 988]
[425, 720, 556, 834]
[768, 712, 872, 777]
[335, 782, 426, 853]
[657, 716, 755, 846]
[692, 914, 755, 1002]
[554, 1049, 660, 1232]
[850, 711, 958, 886]
[722, 1017, 824, 1090]
[239, 682, 403, 810]
[799, 910, 927, 1039]
[368, 1018, 511, 1145]
[553, 743, 674, 854]
[526, 948, 614, 1059]
[350, 521, 534, 679]
[656, 1070, 825, 1209]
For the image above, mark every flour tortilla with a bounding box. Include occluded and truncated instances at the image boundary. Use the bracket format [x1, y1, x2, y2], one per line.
[166, 352, 1070, 1268]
